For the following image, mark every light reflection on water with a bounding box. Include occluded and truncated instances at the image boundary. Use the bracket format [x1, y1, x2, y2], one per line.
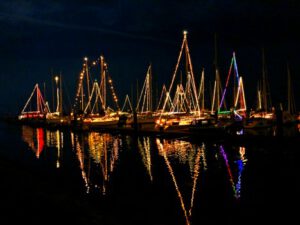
[20, 125, 250, 224]
[71, 132, 121, 195]
[156, 138, 203, 225]
[138, 137, 153, 182]
[22, 126, 45, 159]
[219, 145, 247, 199]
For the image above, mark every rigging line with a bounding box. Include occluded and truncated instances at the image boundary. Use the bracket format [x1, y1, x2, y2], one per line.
[211, 80, 217, 114]
[21, 84, 38, 113]
[121, 95, 132, 112]
[232, 55, 246, 112]
[233, 52, 240, 82]
[189, 147, 201, 216]
[219, 56, 234, 110]
[156, 85, 166, 111]
[107, 74, 120, 111]
[84, 82, 97, 114]
[185, 39, 200, 113]
[156, 139, 191, 225]
[198, 69, 204, 101]
[160, 35, 186, 117]
[136, 68, 148, 112]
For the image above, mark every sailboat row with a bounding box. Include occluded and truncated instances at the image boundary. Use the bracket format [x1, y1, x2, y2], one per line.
[18, 31, 299, 136]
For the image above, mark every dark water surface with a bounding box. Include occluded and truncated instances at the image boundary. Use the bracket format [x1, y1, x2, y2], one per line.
[0, 122, 299, 225]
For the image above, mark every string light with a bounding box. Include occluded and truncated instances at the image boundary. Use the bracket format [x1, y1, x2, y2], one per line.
[73, 55, 121, 113]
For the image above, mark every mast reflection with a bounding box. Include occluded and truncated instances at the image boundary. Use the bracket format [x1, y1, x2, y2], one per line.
[72, 132, 90, 193]
[219, 145, 247, 199]
[138, 137, 153, 181]
[22, 126, 44, 159]
[71, 132, 121, 195]
[45, 130, 63, 168]
[156, 138, 205, 225]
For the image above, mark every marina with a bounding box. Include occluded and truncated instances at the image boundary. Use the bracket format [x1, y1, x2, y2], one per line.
[1, 1, 300, 224]
[12, 32, 299, 139]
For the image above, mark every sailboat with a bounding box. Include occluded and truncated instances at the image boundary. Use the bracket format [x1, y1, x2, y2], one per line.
[155, 31, 201, 131]
[46, 74, 70, 127]
[218, 52, 247, 118]
[210, 34, 223, 115]
[247, 49, 274, 129]
[129, 64, 159, 129]
[18, 83, 50, 123]
[73, 56, 121, 129]
[210, 52, 247, 135]
[282, 62, 298, 125]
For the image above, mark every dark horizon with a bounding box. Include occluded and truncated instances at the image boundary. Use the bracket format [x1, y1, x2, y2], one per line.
[1, 0, 300, 114]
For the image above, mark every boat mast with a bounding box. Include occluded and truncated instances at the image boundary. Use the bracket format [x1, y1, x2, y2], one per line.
[100, 56, 106, 110]
[149, 64, 152, 112]
[59, 72, 63, 115]
[73, 60, 86, 114]
[257, 81, 262, 110]
[211, 33, 224, 113]
[198, 69, 205, 112]
[262, 48, 267, 111]
[84, 57, 91, 112]
[261, 48, 272, 112]
[54, 75, 59, 113]
[214, 33, 220, 112]
[287, 62, 296, 114]
[136, 64, 152, 113]
[160, 30, 200, 116]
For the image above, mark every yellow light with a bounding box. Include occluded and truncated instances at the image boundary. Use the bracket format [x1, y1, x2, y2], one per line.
[183, 30, 188, 36]
[84, 57, 88, 61]
[54, 76, 59, 82]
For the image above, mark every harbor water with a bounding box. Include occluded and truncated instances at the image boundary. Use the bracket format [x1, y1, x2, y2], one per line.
[0, 121, 299, 225]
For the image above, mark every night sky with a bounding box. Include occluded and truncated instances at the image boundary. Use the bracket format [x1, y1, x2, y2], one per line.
[1, 0, 300, 114]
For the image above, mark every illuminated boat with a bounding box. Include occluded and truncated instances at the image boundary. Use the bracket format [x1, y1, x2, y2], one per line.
[282, 62, 298, 126]
[83, 112, 120, 128]
[213, 52, 247, 136]
[189, 117, 227, 137]
[18, 83, 50, 123]
[244, 110, 274, 129]
[124, 64, 158, 129]
[154, 31, 203, 132]
[246, 48, 274, 129]
[72, 56, 122, 130]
